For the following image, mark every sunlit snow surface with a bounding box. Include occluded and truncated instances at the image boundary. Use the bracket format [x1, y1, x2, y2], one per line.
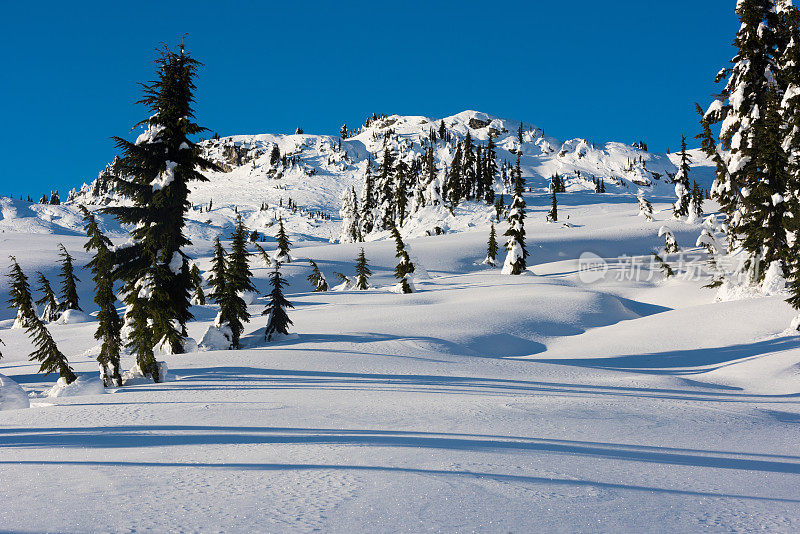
[0, 113, 798, 532]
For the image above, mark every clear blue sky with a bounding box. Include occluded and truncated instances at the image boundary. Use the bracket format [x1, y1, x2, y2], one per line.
[0, 0, 738, 198]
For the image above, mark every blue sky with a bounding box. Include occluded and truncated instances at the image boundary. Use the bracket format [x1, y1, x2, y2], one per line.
[0, 1, 738, 198]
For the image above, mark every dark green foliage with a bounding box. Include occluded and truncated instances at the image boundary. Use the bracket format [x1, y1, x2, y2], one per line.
[190, 263, 205, 305]
[225, 215, 255, 349]
[548, 189, 558, 222]
[103, 44, 218, 358]
[307, 260, 329, 292]
[275, 218, 292, 263]
[354, 248, 372, 290]
[7, 257, 76, 383]
[263, 266, 294, 341]
[82, 207, 122, 386]
[34, 272, 60, 322]
[485, 224, 499, 266]
[673, 136, 692, 218]
[57, 243, 81, 312]
[270, 144, 281, 166]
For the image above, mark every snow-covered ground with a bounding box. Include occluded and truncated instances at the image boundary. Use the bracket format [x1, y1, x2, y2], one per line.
[1, 186, 799, 532]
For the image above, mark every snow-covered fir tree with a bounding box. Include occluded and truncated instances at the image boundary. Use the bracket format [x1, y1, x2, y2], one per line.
[274, 218, 292, 263]
[659, 226, 679, 254]
[34, 272, 60, 323]
[82, 207, 123, 387]
[673, 136, 692, 218]
[263, 266, 293, 342]
[104, 43, 217, 359]
[502, 154, 528, 275]
[390, 225, 415, 294]
[483, 224, 499, 266]
[339, 185, 361, 243]
[254, 243, 273, 267]
[354, 248, 372, 290]
[56, 243, 81, 312]
[206, 237, 234, 348]
[704, 0, 790, 282]
[307, 259, 329, 292]
[7, 257, 77, 384]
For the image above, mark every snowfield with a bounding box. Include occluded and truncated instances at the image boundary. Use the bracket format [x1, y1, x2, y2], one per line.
[0, 113, 799, 532]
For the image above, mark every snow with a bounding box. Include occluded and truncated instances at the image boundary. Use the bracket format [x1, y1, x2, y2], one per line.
[54, 309, 91, 325]
[0, 373, 30, 410]
[46, 375, 105, 398]
[0, 113, 799, 532]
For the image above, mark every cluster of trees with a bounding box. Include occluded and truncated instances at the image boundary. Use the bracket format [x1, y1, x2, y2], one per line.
[339, 128, 503, 242]
[698, 0, 800, 325]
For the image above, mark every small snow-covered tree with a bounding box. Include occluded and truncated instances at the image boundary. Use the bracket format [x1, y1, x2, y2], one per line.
[82, 207, 122, 386]
[307, 259, 329, 292]
[390, 225, 415, 294]
[502, 155, 528, 275]
[659, 226, 679, 254]
[637, 192, 654, 221]
[263, 266, 294, 341]
[57, 243, 81, 312]
[270, 144, 280, 166]
[354, 248, 372, 290]
[673, 135, 692, 218]
[483, 224, 499, 266]
[7, 257, 76, 384]
[225, 215, 256, 349]
[274, 218, 292, 263]
[339, 186, 361, 243]
[189, 263, 205, 305]
[34, 272, 60, 322]
[547, 189, 558, 222]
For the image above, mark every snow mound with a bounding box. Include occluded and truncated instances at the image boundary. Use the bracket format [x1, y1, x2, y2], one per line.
[200, 324, 233, 350]
[55, 309, 91, 324]
[0, 373, 30, 410]
[121, 362, 172, 385]
[47, 375, 105, 398]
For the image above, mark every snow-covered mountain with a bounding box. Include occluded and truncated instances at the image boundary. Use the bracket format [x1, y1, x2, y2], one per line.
[2, 110, 715, 242]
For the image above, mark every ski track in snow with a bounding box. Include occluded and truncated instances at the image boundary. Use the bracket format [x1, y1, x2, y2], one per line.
[0, 113, 798, 532]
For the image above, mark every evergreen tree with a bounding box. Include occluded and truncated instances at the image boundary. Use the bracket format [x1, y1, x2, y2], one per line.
[307, 259, 329, 292]
[207, 237, 228, 304]
[673, 135, 692, 218]
[463, 132, 476, 199]
[547, 189, 558, 222]
[103, 44, 217, 357]
[82, 207, 122, 386]
[263, 266, 294, 341]
[360, 160, 376, 236]
[270, 144, 281, 166]
[704, 0, 786, 280]
[637, 192, 654, 222]
[484, 224, 499, 266]
[49, 190, 60, 205]
[354, 248, 372, 290]
[34, 272, 60, 323]
[190, 263, 205, 305]
[339, 185, 361, 243]
[57, 243, 81, 312]
[225, 215, 256, 349]
[690, 180, 704, 221]
[502, 155, 528, 275]
[7, 257, 76, 384]
[375, 147, 396, 230]
[659, 226, 679, 254]
[484, 134, 498, 204]
[390, 225, 415, 293]
[394, 160, 410, 226]
[448, 142, 463, 205]
[340, 124, 348, 139]
[275, 218, 292, 263]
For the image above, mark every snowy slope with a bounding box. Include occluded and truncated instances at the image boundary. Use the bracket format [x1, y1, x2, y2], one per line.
[1, 189, 799, 532]
[2, 110, 715, 244]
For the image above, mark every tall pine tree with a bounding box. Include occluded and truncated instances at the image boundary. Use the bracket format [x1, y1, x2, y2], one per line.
[502, 154, 528, 275]
[354, 248, 372, 290]
[82, 207, 123, 386]
[263, 266, 294, 341]
[104, 43, 217, 359]
[57, 243, 81, 312]
[34, 272, 60, 323]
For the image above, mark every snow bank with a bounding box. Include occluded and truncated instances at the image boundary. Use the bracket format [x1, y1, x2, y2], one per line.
[55, 309, 91, 325]
[47, 375, 105, 398]
[121, 362, 172, 385]
[0, 373, 30, 410]
[200, 324, 233, 350]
